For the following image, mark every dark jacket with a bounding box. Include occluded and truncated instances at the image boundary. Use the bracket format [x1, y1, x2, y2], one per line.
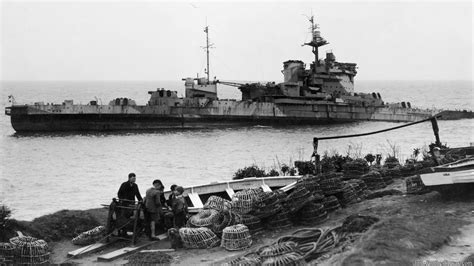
[172, 196, 188, 215]
[117, 181, 143, 203]
[145, 187, 162, 213]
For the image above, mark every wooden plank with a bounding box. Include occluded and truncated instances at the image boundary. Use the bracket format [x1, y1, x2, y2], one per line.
[226, 188, 235, 198]
[261, 184, 272, 192]
[68, 240, 116, 258]
[156, 233, 168, 240]
[140, 249, 175, 253]
[97, 241, 156, 262]
[188, 193, 204, 208]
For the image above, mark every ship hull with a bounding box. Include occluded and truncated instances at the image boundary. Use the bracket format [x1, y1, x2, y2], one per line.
[6, 101, 440, 132]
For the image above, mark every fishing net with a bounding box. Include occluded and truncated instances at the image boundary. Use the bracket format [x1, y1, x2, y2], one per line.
[221, 224, 253, 251]
[340, 214, 379, 233]
[204, 196, 231, 212]
[178, 227, 220, 249]
[9, 236, 50, 265]
[71, 225, 106, 246]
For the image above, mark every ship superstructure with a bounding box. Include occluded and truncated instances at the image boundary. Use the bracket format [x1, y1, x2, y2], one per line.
[6, 17, 460, 132]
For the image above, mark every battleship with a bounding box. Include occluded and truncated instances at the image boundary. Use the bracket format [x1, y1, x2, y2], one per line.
[5, 17, 472, 132]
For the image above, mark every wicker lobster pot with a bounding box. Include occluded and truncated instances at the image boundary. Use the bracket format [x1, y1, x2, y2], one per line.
[231, 188, 264, 214]
[0, 242, 15, 265]
[211, 210, 233, 235]
[319, 177, 343, 195]
[284, 187, 314, 214]
[9, 236, 49, 265]
[297, 203, 328, 225]
[258, 241, 298, 258]
[188, 209, 222, 228]
[225, 252, 261, 266]
[361, 171, 387, 190]
[204, 196, 231, 212]
[261, 252, 306, 266]
[72, 225, 106, 246]
[221, 224, 252, 251]
[322, 195, 341, 213]
[340, 183, 358, 206]
[295, 175, 322, 194]
[251, 191, 283, 219]
[406, 175, 428, 194]
[239, 214, 264, 235]
[264, 210, 292, 230]
[178, 227, 220, 249]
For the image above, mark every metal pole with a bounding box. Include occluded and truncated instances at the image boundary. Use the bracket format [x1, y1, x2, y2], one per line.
[205, 26, 210, 82]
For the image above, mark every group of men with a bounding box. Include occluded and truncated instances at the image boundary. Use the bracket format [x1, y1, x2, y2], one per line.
[117, 173, 188, 240]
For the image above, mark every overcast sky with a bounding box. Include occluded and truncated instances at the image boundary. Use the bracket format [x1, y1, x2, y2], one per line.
[1, 1, 472, 81]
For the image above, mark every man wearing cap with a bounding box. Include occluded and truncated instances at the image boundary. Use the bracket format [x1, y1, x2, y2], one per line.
[171, 186, 188, 228]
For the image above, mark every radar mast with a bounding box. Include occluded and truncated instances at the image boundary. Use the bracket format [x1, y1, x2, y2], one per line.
[303, 15, 329, 73]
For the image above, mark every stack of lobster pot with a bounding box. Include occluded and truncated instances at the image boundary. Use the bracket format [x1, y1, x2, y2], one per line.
[187, 209, 222, 229]
[178, 227, 221, 249]
[345, 179, 366, 199]
[384, 157, 401, 169]
[9, 236, 50, 265]
[0, 242, 14, 265]
[296, 202, 328, 225]
[342, 159, 370, 180]
[203, 195, 231, 212]
[295, 175, 322, 194]
[264, 209, 292, 230]
[406, 175, 429, 194]
[284, 186, 314, 214]
[220, 224, 252, 251]
[238, 214, 264, 236]
[250, 191, 283, 219]
[361, 171, 387, 190]
[231, 188, 264, 215]
[322, 195, 341, 213]
[319, 173, 344, 196]
[339, 182, 358, 206]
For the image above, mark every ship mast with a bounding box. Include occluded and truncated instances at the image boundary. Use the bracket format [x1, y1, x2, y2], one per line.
[203, 25, 214, 83]
[303, 15, 328, 73]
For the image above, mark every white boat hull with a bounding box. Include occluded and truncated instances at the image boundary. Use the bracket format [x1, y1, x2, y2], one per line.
[420, 169, 474, 186]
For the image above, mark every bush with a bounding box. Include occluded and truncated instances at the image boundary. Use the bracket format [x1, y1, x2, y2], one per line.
[233, 165, 267, 180]
[294, 161, 315, 175]
[1, 204, 12, 241]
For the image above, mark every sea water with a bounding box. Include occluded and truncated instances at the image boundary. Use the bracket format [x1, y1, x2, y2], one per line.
[0, 80, 472, 220]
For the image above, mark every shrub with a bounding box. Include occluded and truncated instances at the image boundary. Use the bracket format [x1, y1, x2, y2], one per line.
[233, 165, 267, 180]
